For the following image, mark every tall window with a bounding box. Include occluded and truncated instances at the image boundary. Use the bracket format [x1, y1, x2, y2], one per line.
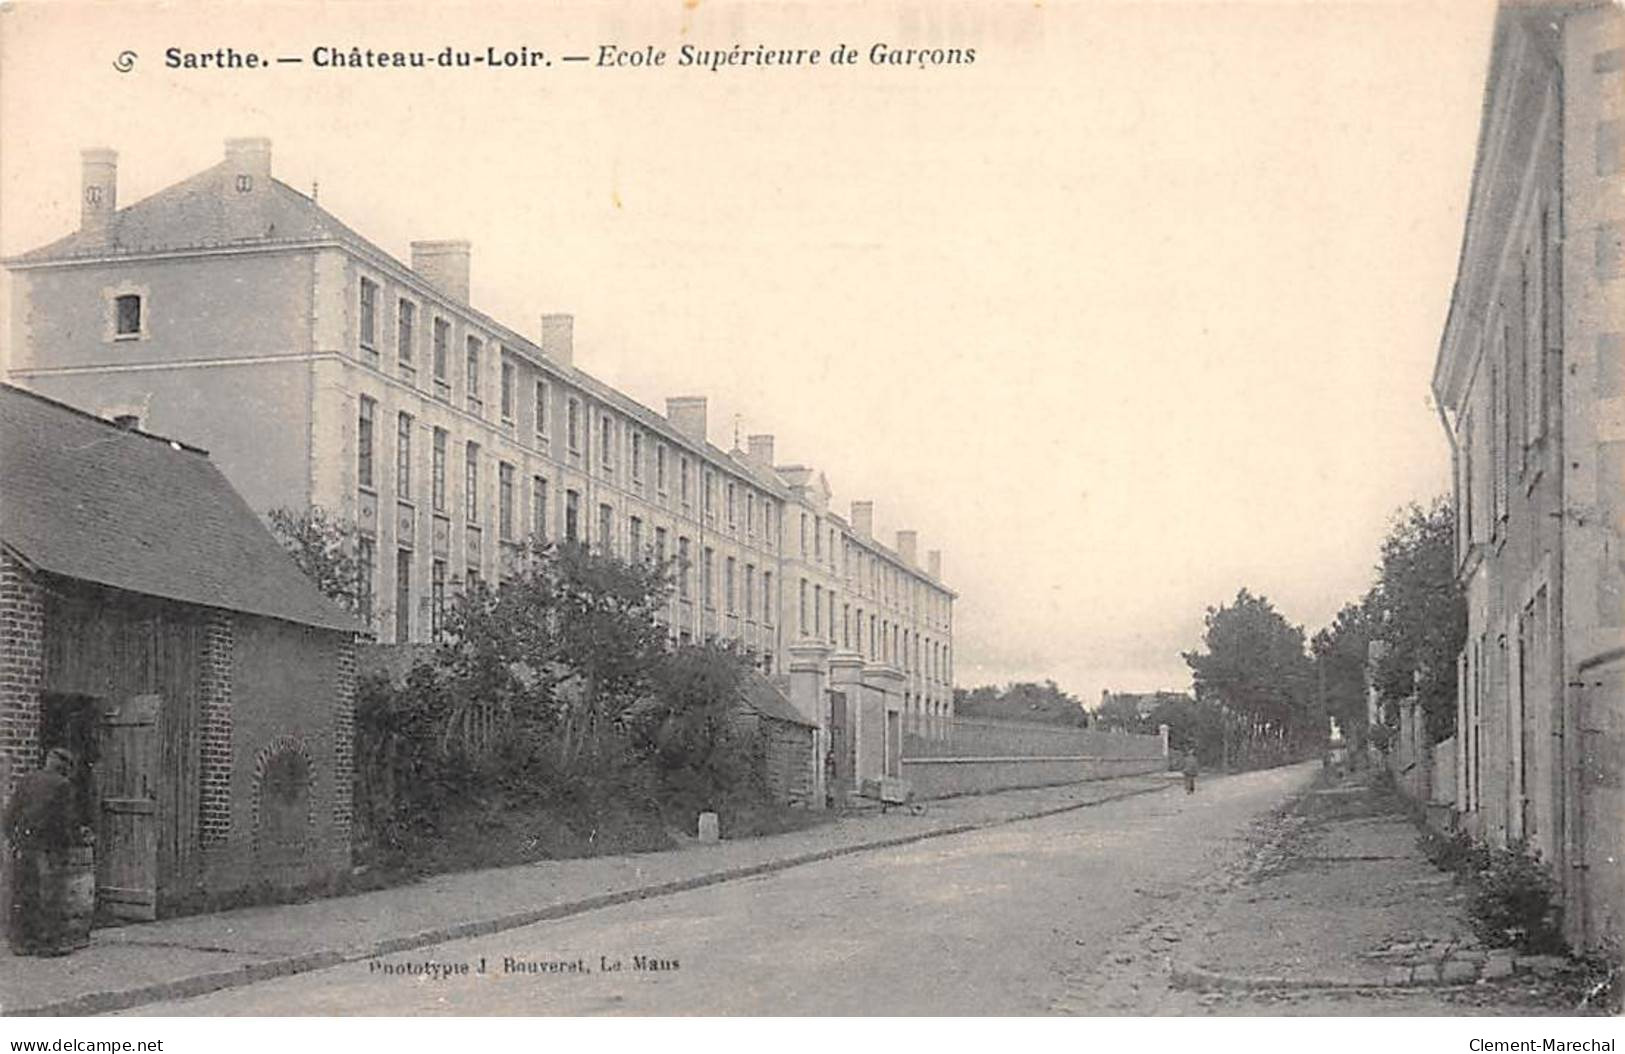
[801, 514, 809, 557]
[799, 579, 809, 634]
[631, 431, 643, 482]
[432, 318, 450, 391]
[746, 493, 755, 537]
[678, 537, 692, 599]
[702, 547, 715, 609]
[725, 557, 736, 614]
[464, 442, 480, 522]
[534, 380, 549, 437]
[396, 412, 412, 498]
[394, 548, 412, 644]
[763, 572, 774, 624]
[113, 294, 142, 338]
[704, 471, 714, 517]
[431, 559, 446, 641]
[499, 462, 515, 541]
[432, 428, 447, 512]
[629, 516, 643, 561]
[357, 536, 375, 628]
[745, 564, 756, 618]
[357, 397, 376, 489]
[600, 415, 614, 468]
[465, 337, 483, 412]
[397, 300, 415, 363]
[829, 592, 836, 644]
[500, 358, 515, 422]
[680, 457, 692, 505]
[359, 278, 377, 348]
[727, 482, 736, 527]
[567, 399, 581, 453]
[598, 503, 614, 555]
[565, 489, 580, 542]
[814, 585, 823, 637]
[655, 526, 668, 565]
[815, 518, 823, 560]
[656, 445, 668, 492]
[532, 476, 548, 541]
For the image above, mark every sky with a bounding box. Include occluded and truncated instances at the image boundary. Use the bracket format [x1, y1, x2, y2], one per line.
[0, 0, 1493, 707]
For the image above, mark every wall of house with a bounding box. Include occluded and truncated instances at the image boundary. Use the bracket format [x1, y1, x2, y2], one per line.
[901, 755, 1166, 800]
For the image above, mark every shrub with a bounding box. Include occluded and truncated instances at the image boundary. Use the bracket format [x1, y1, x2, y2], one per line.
[1465, 841, 1565, 954]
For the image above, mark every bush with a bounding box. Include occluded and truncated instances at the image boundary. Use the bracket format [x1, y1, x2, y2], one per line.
[1464, 841, 1565, 954]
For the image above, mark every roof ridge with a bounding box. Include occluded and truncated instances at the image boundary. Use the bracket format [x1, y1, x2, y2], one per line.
[0, 383, 209, 455]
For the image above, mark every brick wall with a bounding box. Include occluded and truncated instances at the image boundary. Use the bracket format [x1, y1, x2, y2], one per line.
[198, 611, 234, 845]
[0, 549, 45, 795]
[331, 635, 355, 852]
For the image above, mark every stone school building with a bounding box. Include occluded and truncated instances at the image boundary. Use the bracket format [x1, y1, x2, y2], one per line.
[0, 384, 357, 919]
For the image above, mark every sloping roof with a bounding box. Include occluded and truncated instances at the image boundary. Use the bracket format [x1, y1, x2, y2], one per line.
[0, 384, 356, 632]
[741, 672, 816, 728]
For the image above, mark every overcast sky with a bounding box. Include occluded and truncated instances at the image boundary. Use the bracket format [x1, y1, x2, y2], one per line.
[0, 0, 1493, 705]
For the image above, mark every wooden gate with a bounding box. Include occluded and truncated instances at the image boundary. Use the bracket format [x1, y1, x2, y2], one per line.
[97, 694, 161, 921]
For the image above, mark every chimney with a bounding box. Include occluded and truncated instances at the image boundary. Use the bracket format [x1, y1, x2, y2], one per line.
[411, 240, 472, 303]
[540, 313, 574, 367]
[747, 434, 776, 467]
[80, 148, 117, 235]
[850, 501, 873, 540]
[223, 137, 272, 190]
[666, 397, 708, 443]
[896, 530, 918, 566]
[928, 549, 942, 578]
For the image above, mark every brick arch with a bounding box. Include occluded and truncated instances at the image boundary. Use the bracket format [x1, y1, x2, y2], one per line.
[250, 735, 316, 854]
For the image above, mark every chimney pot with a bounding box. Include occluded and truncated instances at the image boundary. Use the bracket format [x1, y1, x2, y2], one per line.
[541, 313, 574, 367]
[411, 240, 473, 303]
[80, 148, 117, 235]
[850, 501, 874, 540]
[666, 397, 708, 443]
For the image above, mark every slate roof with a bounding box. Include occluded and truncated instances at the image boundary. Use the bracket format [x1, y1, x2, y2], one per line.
[742, 672, 817, 729]
[0, 384, 356, 632]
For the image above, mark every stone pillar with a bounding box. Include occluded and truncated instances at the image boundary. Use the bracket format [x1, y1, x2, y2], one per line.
[827, 651, 865, 804]
[788, 642, 832, 808]
[1159, 723, 1170, 758]
[860, 663, 906, 785]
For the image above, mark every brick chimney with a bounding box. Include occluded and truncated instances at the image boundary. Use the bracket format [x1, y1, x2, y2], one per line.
[747, 434, 776, 467]
[411, 240, 472, 303]
[896, 530, 918, 566]
[541, 313, 573, 367]
[928, 549, 942, 578]
[80, 148, 117, 235]
[666, 397, 708, 443]
[223, 137, 272, 190]
[850, 501, 873, 540]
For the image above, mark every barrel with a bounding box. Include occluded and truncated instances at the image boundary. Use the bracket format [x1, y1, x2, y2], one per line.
[55, 845, 95, 949]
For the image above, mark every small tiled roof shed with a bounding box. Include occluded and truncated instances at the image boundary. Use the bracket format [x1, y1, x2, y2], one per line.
[0, 384, 356, 918]
[740, 674, 817, 808]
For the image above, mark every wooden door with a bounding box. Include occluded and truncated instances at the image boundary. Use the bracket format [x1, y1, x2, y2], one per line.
[97, 694, 160, 921]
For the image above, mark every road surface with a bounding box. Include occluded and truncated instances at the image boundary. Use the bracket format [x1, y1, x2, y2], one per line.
[130, 764, 1317, 1015]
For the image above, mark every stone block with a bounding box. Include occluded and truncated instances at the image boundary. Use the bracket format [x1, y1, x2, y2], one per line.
[1440, 959, 1479, 984]
[1482, 951, 1515, 980]
[1385, 966, 1414, 987]
[697, 811, 720, 842]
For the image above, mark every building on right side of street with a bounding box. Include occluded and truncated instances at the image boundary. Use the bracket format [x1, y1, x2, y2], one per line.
[1431, 0, 1623, 953]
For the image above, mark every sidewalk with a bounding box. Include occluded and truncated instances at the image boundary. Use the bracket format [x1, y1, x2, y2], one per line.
[2, 771, 1175, 1017]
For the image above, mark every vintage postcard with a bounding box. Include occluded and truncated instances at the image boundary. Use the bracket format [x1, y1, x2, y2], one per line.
[0, 0, 1620, 1038]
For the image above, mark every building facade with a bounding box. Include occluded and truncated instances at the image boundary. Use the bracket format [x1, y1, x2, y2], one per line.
[4, 138, 957, 807]
[1431, 1, 1623, 951]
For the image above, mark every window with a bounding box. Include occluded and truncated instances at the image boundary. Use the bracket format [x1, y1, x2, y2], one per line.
[598, 503, 614, 555]
[499, 462, 515, 541]
[465, 442, 480, 522]
[432, 428, 447, 512]
[815, 518, 823, 560]
[829, 591, 837, 644]
[432, 318, 450, 391]
[357, 397, 376, 490]
[656, 445, 668, 492]
[631, 432, 643, 482]
[655, 526, 668, 565]
[535, 380, 549, 437]
[465, 337, 483, 412]
[394, 548, 412, 644]
[1524, 222, 1548, 452]
[815, 584, 823, 637]
[532, 476, 548, 541]
[678, 537, 692, 599]
[727, 482, 736, 527]
[843, 604, 851, 649]
[702, 547, 715, 610]
[113, 294, 142, 338]
[397, 300, 415, 363]
[567, 399, 581, 453]
[746, 493, 755, 537]
[680, 457, 692, 505]
[565, 489, 580, 543]
[629, 516, 643, 561]
[801, 514, 809, 557]
[725, 557, 737, 614]
[431, 560, 446, 641]
[500, 358, 515, 422]
[359, 278, 377, 348]
[357, 537, 375, 628]
[746, 564, 757, 618]
[600, 415, 614, 468]
[704, 471, 715, 517]
[396, 412, 413, 499]
[763, 572, 774, 625]
[800, 579, 809, 634]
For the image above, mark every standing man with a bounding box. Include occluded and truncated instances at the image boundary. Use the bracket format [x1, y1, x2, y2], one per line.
[4, 747, 82, 956]
[1181, 748, 1199, 795]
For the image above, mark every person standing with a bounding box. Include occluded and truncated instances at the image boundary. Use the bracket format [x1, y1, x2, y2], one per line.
[1181, 749, 1199, 795]
[4, 747, 83, 956]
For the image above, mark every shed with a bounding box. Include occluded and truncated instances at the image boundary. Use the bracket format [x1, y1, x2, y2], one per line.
[740, 674, 817, 808]
[0, 384, 356, 919]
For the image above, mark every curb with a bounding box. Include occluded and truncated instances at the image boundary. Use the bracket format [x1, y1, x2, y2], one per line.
[10, 778, 1176, 1017]
[1169, 961, 1480, 993]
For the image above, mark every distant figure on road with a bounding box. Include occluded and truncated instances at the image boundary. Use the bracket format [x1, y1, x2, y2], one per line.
[1181, 750, 1199, 795]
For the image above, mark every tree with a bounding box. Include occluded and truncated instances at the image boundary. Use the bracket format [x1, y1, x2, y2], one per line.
[1093, 693, 1155, 733]
[956, 680, 1089, 726]
[268, 506, 362, 611]
[1367, 499, 1465, 744]
[1311, 596, 1379, 752]
[1182, 588, 1316, 763]
[630, 643, 764, 816]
